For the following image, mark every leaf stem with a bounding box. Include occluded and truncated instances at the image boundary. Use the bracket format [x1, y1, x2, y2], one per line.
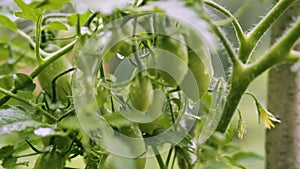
[35, 13, 44, 64]
[210, 23, 241, 66]
[0, 87, 31, 105]
[132, 16, 143, 71]
[152, 146, 166, 169]
[17, 29, 49, 57]
[0, 87, 58, 122]
[165, 147, 173, 168]
[30, 40, 77, 78]
[288, 50, 300, 62]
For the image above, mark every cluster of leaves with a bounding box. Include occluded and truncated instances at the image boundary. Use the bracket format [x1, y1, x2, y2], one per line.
[1, 0, 299, 169]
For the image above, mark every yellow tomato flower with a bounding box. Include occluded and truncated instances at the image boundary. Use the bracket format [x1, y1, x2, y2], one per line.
[256, 103, 281, 129]
[238, 119, 246, 139]
[237, 109, 246, 139]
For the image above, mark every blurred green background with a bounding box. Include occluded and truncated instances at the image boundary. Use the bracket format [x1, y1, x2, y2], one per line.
[0, 0, 274, 168]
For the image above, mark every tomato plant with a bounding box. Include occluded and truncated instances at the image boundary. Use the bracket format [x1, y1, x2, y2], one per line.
[0, 0, 299, 169]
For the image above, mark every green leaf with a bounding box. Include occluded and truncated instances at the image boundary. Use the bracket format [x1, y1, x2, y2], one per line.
[231, 151, 263, 165]
[0, 106, 39, 136]
[0, 15, 18, 31]
[14, 0, 40, 21]
[222, 144, 240, 154]
[31, 0, 70, 10]
[13, 73, 36, 92]
[145, 128, 187, 146]
[43, 20, 68, 31]
[204, 160, 230, 169]
[0, 75, 14, 90]
[0, 75, 14, 98]
[2, 156, 17, 169]
[67, 11, 92, 26]
[0, 145, 14, 160]
[104, 113, 132, 128]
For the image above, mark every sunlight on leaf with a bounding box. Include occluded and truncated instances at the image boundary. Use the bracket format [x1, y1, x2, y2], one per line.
[0, 15, 18, 32]
[34, 127, 54, 136]
[0, 106, 40, 135]
[43, 20, 68, 31]
[14, 0, 40, 21]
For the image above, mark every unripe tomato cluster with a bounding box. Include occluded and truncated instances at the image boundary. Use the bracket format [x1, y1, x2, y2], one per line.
[36, 19, 211, 169]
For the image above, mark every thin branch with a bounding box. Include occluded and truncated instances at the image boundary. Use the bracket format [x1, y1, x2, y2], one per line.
[152, 146, 166, 169]
[247, 0, 297, 42]
[238, 0, 297, 63]
[0, 87, 58, 122]
[210, 23, 241, 66]
[30, 39, 77, 78]
[248, 19, 300, 76]
[35, 13, 44, 64]
[288, 50, 300, 62]
[216, 19, 300, 132]
[0, 87, 32, 105]
[214, 0, 250, 26]
[17, 29, 49, 57]
[0, 40, 76, 106]
[204, 0, 246, 44]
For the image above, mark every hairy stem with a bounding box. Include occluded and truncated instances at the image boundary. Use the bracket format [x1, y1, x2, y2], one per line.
[240, 0, 298, 63]
[204, 0, 246, 45]
[216, 19, 300, 132]
[210, 22, 241, 66]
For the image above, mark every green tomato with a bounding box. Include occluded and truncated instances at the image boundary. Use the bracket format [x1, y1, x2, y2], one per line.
[96, 85, 110, 108]
[38, 57, 72, 104]
[101, 154, 145, 169]
[112, 40, 132, 57]
[119, 125, 146, 169]
[104, 40, 133, 60]
[139, 111, 172, 135]
[100, 125, 146, 169]
[42, 135, 72, 153]
[181, 51, 211, 101]
[129, 73, 153, 112]
[148, 34, 188, 88]
[34, 151, 65, 169]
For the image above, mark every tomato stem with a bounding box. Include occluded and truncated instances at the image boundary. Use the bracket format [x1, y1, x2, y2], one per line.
[240, 0, 298, 63]
[17, 29, 49, 57]
[152, 146, 166, 169]
[35, 13, 44, 64]
[216, 4, 300, 133]
[0, 40, 76, 106]
[132, 16, 143, 71]
[204, 0, 246, 44]
[210, 22, 242, 67]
